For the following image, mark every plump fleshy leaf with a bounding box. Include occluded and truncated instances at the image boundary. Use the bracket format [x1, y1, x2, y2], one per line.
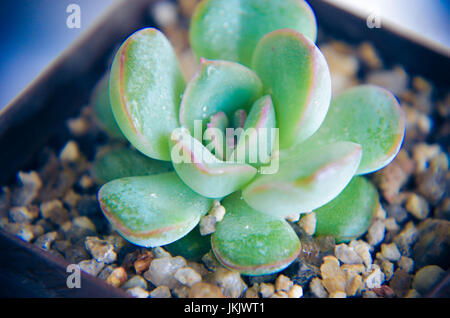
[252, 29, 331, 149]
[179, 59, 262, 135]
[98, 172, 213, 247]
[109, 28, 186, 161]
[190, 0, 317, 66]
[211, 192, 301, 275]
[164, 225, 211, 261]
[93, 146, 173, 184]
[301, 85, 406, 174]
[314, 176, 378, 243]
[169, 128, 257, 198]
[230, 95, 276, 166]
[91, 73, 124, 139]
[242, 141, 362, 217]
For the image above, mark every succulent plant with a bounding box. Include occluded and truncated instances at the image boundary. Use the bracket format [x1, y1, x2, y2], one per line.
[93, 0, 405, 275]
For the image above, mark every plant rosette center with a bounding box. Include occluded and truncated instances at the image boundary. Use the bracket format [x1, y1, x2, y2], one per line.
[95, 0, 406, 276]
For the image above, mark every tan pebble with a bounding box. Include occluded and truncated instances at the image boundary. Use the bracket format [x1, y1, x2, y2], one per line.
[366, 220, 386, 246]
[322, 275, 346, 294]
[199, 215, 216, 235]
[310, 278, 328, 298]
[412, 76, 432, 93]
[151, 1, 177, 28]
[271, 291, 289, 298]
[63, 189, 81, 208]
[345, 274, 362, 296]
[364, 265, 385, 289]
[67, 117, 89, 136]
[9, 206, 39, 223]
[398, 256, 414, 273]
[349, 240, 372, 267]
[59, 140, 81, 162]
[329, 291, 347, 298]
[384, 217, 400, 233]
[378, 259, 395, 281]
[106, 267, 127, 288]
[341, 264, 366, 277]
[79, 175, 94, 189]
[259, 282, 275, 298]
[405, 193, 429, 220]
[299, 212, 316, 235]
[150, 285, 172, 298]
[213, 267, 247, 298]
[285, 212, 300, 222]
[358, 42, 382, 69]
[210, 204, 226, 222]
[320, 255, 341, 279]
[173, 286, 190, 298]
[374, 202, 387, 220]
[288, 285, 303, 298]
[275, 274, 293, 292]
[134, 251, 154, 275]
[380, 243, 402, 261]
[362, 290, 378, 298]
[335, 243, 363, 265]
[189, 282, 225, 298]
[244, 284, 259, 298]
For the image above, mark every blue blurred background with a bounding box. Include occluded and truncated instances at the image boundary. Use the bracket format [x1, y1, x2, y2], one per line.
[0, 0, 449, 110]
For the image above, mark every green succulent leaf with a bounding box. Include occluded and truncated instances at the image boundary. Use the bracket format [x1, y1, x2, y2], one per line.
[301, 85, 406, 174]
[230, 95, 276, 166]
[169, 128, 257, 198]
[164, 225, 211, 261]
[314, 176, 378, 243]
[252, 29, 331, 149]
[91, 73, 124, 139]
[109, 28, 186, 161]
[211, 192, 301, 276]
[98, 172, 213, 247]
[179, 59, 262, 135]
[190, 0, 317, 66]
[93, 146, 173, 184]
[242, 141, 362, 217]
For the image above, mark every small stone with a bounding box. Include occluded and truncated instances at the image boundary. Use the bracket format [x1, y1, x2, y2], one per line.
[11, 171, 42, 207]
[173, 286, 190, 298]
[149, 285, 172, 298]
[9, 206, 39, 223]
[293, 262, 320, 288]
[384, 217, 400, 233]
[210, 203, 226, 222]
[398, 256, 414, 274]
[144, 256, 186, 289]
[387, 204, 409, 224]
[259, 282, 275, 298]
[187, 261, 209, 277]
[174, 267, 202, 287]
[412, 265, 446, 295]
[64, 217, 97, 244]
[106, 267, 127, 288]
[309, 278, 328, 298]
[389, 269, 412, 298]
[79, 259, 105, 276]
[98, 265, 117, 281]
[288, 285, 303, 298]
[413, 219, 450, 268]
[244, 283, 259, 298]
[213, 267, 247, 298]
[59, 140, 81, 162]
[53, 239, 71, 254]
[62, 189, 82, 208]
[40, 199, 70, 225]
[435, 198, 450, 221]
[298, 212, 316, 235]
[121, 275, 148, 290]
[189, 282, 225, 298]
[320, 256, 341, 280]
[78, 174, 94, 189]
[151, 1, 177, 28]
[363, 264, 385, 289]
[133, 250, 154, 275]
[67, 116, 90, 136]
[372, 285, 395, 298]
[393, 221, 419, 257]
[366, 220, 386, 246]
[358, 42, 382, 69]
[345, 274, 362, 297]
[322, 275, 346, 294]
[275, 274, 293, 292]
[65, 243, 90, 264]
[152, 246, 172, 258]
[349, 240, 372, 267]
[362, 290, 378, 298]
[202, 251, 220, 272]
[126, 286, 149, 298]
[340, 264, 365, 277]
[334, 244, 363, 265]
[285, 212, 300, 222]
[367, 66, 408, 96]
[380, 243, 402, 261]
[405, 193, 429, 220]
[271, 291, 289, 298]
[329, 291, 347, 298]
[377, 259, 395, 281]
[85, 236, 117, 264]
[374, 203, 387, 220]
[34, 231, 59, 250]
[199, 215, 216, 235]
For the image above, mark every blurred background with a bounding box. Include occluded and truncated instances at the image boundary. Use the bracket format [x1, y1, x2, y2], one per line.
[0, 0, 449, 110]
